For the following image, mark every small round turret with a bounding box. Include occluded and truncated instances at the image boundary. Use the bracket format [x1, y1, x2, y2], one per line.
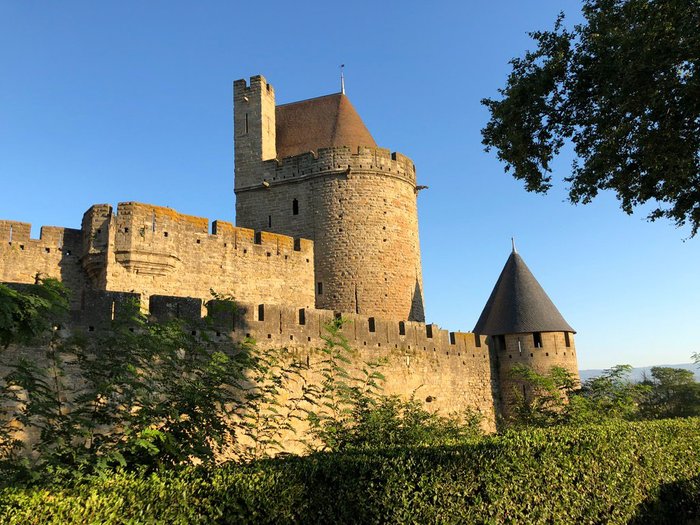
[474, 247, 578, 418]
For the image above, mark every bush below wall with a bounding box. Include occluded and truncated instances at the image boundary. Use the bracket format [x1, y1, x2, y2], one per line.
[1, 418, 699, 524]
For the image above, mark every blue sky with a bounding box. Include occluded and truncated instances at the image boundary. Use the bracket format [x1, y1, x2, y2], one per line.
[1, 1, 698, 369]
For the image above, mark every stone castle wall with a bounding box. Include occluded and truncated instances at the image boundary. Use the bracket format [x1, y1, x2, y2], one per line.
[0, 220, 87, 308]
[492, 332, 580, 416]
[34, 289, 498, 430]
[0, 202, 316, 311]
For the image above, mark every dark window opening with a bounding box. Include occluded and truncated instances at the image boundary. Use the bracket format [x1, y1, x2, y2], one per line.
[257, 304, 265, 321]
[474, 333, 481, 347]
[268, 215, 272, 228]
[399, 321, 406, 336]
[254, 232, 262, 244]
[564, 332, 571, 347]
[298, 308, 306, 325]
[88, 326, 95, 332]
[533, 332, 543, 348]
[495, 335, 506, 351]
[164, 232, 168, 237]
[196, 239, 201, 244]
[292, 199, 299, 215]
[426, 325, 433, 338]
[124, 227, 129, 233]
[317, 282, 323, 295]
[368, 317, 376, 333]
[293, 238, 301, 251]
[245, 113, 249, 134]
[449, 332, 456, 345]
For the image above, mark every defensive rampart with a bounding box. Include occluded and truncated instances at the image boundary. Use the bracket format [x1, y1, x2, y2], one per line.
[0, 220, 87, 307]
[36, 289, 497, 430]
[0, 202, 316, 311]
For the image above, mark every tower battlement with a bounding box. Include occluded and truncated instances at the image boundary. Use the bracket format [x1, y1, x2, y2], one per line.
[233, 145, 416, 192]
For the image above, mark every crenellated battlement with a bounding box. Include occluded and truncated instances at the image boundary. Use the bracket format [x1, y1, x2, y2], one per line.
[236, 146, 417, 192]
[0, 220, 82, 249]
[33, 288, 496, 428]
[103, 201, 313, 259]
[0, 220, 86, 306]
[59, 289, 486, 357]
[233, 74, 274, 96]
[0, 202, 316, 311]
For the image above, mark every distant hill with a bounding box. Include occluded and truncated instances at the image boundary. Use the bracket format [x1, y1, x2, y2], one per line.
[580, 363, 700, 382]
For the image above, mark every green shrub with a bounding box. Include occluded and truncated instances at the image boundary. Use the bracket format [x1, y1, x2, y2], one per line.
[1, 418, 698, 524]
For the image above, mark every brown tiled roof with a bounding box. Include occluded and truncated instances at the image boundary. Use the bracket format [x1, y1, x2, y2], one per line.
[474, 250, 575, 335]
[275, 93, 377, 159]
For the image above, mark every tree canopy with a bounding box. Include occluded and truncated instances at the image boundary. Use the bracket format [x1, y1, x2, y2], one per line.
[482, 0, 700, 235]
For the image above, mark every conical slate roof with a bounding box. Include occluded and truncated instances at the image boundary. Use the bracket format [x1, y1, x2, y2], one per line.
[474, 249, 574, 335]
[275, 93, 377, 159]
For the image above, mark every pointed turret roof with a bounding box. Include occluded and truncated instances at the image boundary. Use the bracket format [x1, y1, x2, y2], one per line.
[474, 249, 574, 335]
[275, 93, 377, 159]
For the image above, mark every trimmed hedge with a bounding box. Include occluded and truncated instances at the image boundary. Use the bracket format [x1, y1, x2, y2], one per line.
[1, 418, 699, 524]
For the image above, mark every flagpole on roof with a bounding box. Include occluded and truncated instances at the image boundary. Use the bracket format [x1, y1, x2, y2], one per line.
[340, 64, 345, 94]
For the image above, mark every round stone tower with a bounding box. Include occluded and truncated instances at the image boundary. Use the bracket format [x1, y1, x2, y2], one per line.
[233, 75, 424, 322]
[474, 246, 578, 417]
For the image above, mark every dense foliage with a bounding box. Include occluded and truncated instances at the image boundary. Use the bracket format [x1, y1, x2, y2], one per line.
[482, 0, 700, 235]
[506, 363, 700, 428]
[0, 418, 698, 524]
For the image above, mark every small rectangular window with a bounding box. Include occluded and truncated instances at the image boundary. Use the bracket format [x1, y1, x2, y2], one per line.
[298, 308, 306, 325]
[292, 199, 299, 215]
[426, 325, 433, 339]
[368, 317, 376, 333]
[245, 113, 249, 134]
[257, 304, 265, 322]
[317, 282, 323, 295]
[564, 332, 571, 347]
[495, 334, 506, 351]
[268, 215, 272, 228]
[254, 232, 262, 244]
[399, 321, 406, 336]
[533, 332, 543, 348]
[474, 333, 481, 348]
